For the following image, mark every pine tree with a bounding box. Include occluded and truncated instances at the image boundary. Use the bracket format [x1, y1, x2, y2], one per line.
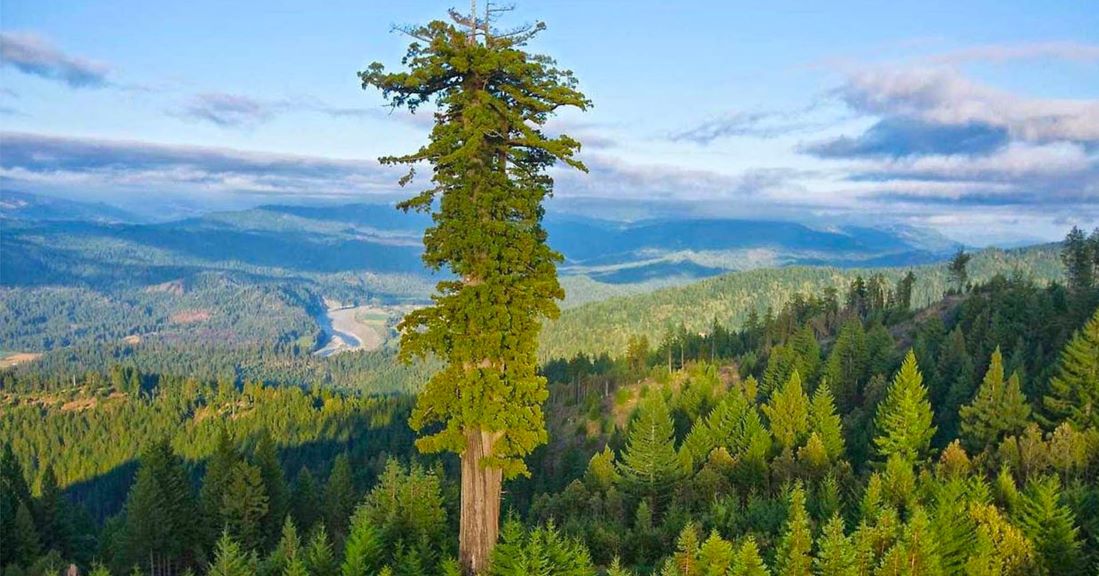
[1015, 476, 1083, 576]
[616, 395, 684, 506]
[290, 467, 322, 532]
[732, 538, 770, 576]
[1043, 310, 1099, 430]
[960, 347, 1031, 451]
[874, 351, 936, 464]
[809, 381, 845, 462]
[209, 531, 254, 576]
[823, 320, 868, 413]
[11, 500, 41, 564]
[323, 454, 356, 541]
[341, 505, 383, 576]
[121, 458, 171, 570]
[223, 461, 269, 553]
[35, 465, 71, 556]
[1061, 226, 1096, 294]
[263, 516, 300, 576]
[814, 514, 856, 576]
[304, 525, 337, 576]
[254, 431, 289, 549]
[775, 484, 812, 576]
[202, 428, 241, 545]
[361, 7, 590, 573]
[488, 518, 594, 575]
[672, 522, 700, 575]
[698, 530, 735, 575]
[763, 371, 810, 453]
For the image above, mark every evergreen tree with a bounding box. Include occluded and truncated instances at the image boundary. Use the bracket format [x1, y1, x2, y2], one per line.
[488, 518, 594, 576]
[1016, 476, 1083, 576]
[323, 454, 356, 541]
[263, 517, 300, 576]
[209, 531, 254, 576]
[814, 514, 856, 576]
[304, 526, 337, 576]
[949, 248, 971, 293]
[960, 347, 1031, 451]
[1043, 310, 1099, 430]
[202, 428, 241, 544]
[341, 505, 383, 576]
[698, 530, 735, 575]
[616, 395, 684, 506]
[808, 381, 845, 462]
[254, 431, 289, 549]
[11, 501, 41, 565]
[35, 465, 71, 556]
[223, 461, 269, 553]
[733, 538, 769, 576]
[775, 485, 812, 576]
[120, 458, 171, 571]
[874, 351, 936, 464]
[362, 7, 590, 573]
[290, 467, 322, 533]
[1061, 226, 1096, 294]
[763, 371, 810, 453]
[823, 320, 868, 413]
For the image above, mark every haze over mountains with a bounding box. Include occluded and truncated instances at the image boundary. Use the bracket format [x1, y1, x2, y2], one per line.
[2, 190, 960, 289]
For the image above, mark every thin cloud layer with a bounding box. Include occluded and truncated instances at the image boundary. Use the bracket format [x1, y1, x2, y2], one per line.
[0, 32, 110, 88]
[0, 132, 401, 200]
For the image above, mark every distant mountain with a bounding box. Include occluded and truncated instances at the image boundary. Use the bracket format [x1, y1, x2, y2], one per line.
[2, 200, 963, 293]
[0, 190, 139, 223]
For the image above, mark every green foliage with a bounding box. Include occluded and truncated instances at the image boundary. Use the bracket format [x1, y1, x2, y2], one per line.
[814, 515, 856, 576]
[223, 461, 269, 553]
[341, 505, 383, 576]
[616, 396, 684, 504]
[1016, 476, 1084, 575]
[763, 371, 810, 453]
[774, 485, 812, 576]
[1043, 310, 1099, 430]
[363, 11, 590, 478]
[488, 518, 594, 576]
[874, 351, 936, 464]
[209, 531, 255, 576]
[960, 347, 1031, 451]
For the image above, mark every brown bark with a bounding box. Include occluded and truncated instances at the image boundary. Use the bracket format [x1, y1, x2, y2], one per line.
[459, 428, 503, 575]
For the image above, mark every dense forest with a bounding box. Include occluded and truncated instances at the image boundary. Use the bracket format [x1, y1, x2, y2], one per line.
[2, 227, 1097, 575]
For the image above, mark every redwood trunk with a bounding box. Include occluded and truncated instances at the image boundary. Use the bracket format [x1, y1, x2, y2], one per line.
[460, 429, 503, 575]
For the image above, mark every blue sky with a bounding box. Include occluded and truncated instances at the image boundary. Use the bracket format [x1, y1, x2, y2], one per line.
[1, 0, 1097, 244]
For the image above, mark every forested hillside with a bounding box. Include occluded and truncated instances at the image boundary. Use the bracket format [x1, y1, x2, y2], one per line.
[541, 243, 1063, 360]
[2, 229, 1097, 576]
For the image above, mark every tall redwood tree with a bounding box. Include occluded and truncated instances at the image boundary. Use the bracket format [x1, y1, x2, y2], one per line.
[360, 7, 589, 574]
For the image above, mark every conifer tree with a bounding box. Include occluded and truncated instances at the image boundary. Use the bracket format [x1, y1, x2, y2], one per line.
[209, 531, 254, 576]
[874, 351, 936, 464]
[808, 381, 845, 462]
[121, 458, 171, 570]
[732, 538, 770, 576]
[1016, 476, 1083, 576]
[290, 467, 322, 533]
[775, 484, 812, 576]
[698, 530, 735, 575]
[254, 431, 289, 549]
[323, 454, 355, 540]
[341, 505, 383, 576]
[35, 465, 71, 556]
[202, 428, 241, 544]
[824, 320, 868, 413]
[960, 347, 1031, 451]
[1043, 310, 1099, 430]
[223, 461, 269, 553]
[1, 445, 33, 566]
[814, 514, 856, 576]
[361, 6, 590, 573]
[616, 395, 684, 506]
[763, 371, 810, 453]
[11, 500, 41, 565]
[304, 525, 337, 576]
